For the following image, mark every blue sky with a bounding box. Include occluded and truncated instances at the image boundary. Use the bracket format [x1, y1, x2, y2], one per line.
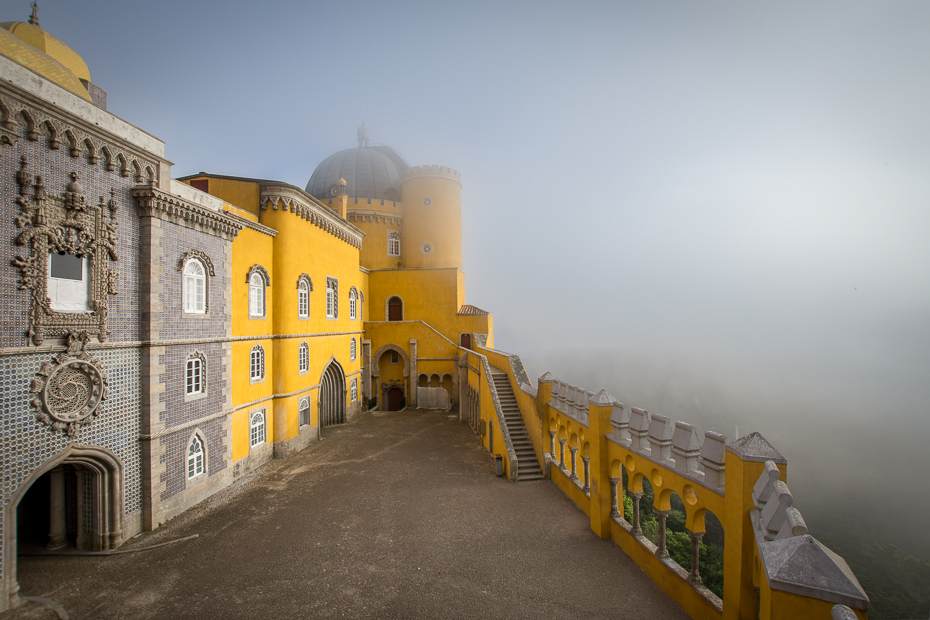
[20, 0, 930, 552]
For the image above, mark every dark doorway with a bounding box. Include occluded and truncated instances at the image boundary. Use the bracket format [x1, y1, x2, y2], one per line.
[460, 333, 471, 349]
[388, 297, 403, 321]
[319, 361, 346, 426]
[387, 387, 404, 411]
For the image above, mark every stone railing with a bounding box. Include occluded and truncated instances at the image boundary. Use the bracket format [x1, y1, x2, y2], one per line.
[499, 371, 871, 620]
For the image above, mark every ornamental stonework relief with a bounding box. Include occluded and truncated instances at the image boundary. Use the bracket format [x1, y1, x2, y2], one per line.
[11, 155, 119, 345]
[29, 330, 109, 436]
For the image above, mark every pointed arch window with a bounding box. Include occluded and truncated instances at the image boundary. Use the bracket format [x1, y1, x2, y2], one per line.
[349, 287, 358, 320]
[299, 341, 310, 374]
[250, 344, 265, 383]
[187, 434, 205, 479]
[183, 259, 206, 314]
[350, 338, 357, 361]
[326, 276, 338, 319]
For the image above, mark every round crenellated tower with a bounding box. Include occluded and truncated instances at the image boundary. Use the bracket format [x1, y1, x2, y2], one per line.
[400, 165, 462, 270]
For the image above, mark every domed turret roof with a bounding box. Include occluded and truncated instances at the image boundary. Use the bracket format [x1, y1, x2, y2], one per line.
[306, 131, 409, 201]
[0, 27, 91, 102]
[2, 5, 90, 82]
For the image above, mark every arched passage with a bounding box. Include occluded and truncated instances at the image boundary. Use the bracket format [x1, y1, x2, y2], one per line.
[319, 358, 346, 427]
[6, 445, 124, 608]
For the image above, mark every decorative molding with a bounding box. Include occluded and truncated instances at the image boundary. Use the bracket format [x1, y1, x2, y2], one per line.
[260, 184, 364, 249]
[246, 264, 270, 286]
[297, 273, 313, 291]
[12, 157, 119, 345]
[0, 85, 161, 181]
[326, 276, 339, 319]
[371, 343, 410, 378]
[132, 186, 243, 241]
[29, 330, 109, 436]
[178, 249, 215, 276]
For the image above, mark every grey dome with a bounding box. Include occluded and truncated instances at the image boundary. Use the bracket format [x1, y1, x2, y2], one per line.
[306, 146, 409, 201]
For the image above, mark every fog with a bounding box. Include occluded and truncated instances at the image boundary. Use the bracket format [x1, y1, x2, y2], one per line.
[42, 1, 930, 557]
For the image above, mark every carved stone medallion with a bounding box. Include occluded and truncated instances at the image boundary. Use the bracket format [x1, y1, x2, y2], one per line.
[29, 331, 109, 436]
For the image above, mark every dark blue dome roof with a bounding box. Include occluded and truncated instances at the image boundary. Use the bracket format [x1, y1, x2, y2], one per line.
[306, 146, 408, 201]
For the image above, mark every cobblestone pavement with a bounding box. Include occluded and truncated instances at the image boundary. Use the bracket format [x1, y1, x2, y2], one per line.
[3, 409, 689, 619]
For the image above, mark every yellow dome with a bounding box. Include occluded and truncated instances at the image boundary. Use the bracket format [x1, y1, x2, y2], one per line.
[0, 27, 92, 102]
[1, 20, 90, 82]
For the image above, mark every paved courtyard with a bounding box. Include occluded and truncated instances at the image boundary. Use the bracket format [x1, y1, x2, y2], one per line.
[4, 409, 688, 619]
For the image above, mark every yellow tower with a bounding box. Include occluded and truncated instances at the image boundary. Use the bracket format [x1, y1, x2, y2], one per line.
[400, 165, 462, 270]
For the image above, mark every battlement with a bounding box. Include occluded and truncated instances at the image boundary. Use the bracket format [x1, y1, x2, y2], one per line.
[401, 165, 461, 184]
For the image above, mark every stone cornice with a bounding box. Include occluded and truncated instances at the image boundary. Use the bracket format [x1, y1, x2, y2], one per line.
[132, 186, 243, 241]
[259, 183, 364, 249]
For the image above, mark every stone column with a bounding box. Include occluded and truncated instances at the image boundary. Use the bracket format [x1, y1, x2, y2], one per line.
[568, 447, 579, 481]
[630, 491, 644, 536]
[609, 477, 621, 518]
[687, 530, 705, 585]
[558, 438, 566, 469]
[549, 431, 556, 455]
[581, 457, 591, 493]
[655, 510, 671, 559]
[408, 339, 417, 408]
[47, 466, 67, 550]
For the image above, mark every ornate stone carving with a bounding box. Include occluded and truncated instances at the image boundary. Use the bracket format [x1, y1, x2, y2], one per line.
[178, 249, 216, 276]
[132, 186, 241, 240]
[296, 273, 313, 290]
[11, 156, 120, 345]
[29, 330, 109, 436]
[247, 264, 269, 286]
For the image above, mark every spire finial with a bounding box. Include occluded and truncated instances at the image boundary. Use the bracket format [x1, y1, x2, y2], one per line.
[357, 122, 369, 148]
[28, 2, 39, 26]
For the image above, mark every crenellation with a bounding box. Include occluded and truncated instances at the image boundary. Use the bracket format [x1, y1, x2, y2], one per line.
[647, 413, 675, 462]
[671, 421, 701, 474]
[699, 430, 727, 489]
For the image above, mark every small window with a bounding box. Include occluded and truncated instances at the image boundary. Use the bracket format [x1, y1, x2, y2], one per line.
[183, 259, 206, 314]
[249, 273, 264, 317]
[351, 378, 358, 402]
[186, 356, 202, 395]
[390, 351, 399, 364]
[189, 178, 209, 193]
[299, 341, 309, 374]
[299, 398, 311, 427]
[250, 344, 265, 382]
[250, 411, 266, 447]
[350, 338, 357, 361]
[349, 289, 358, 320]
[326, 277, 338, 319]
[387, 231, 401, 257]
[48, 252, 90, 313]
[187, 434, 205, 479]
[388, 296, 403, 321]
[298, 280, 309, 318]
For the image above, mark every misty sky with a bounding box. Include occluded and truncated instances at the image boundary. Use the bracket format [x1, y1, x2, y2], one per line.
[26, 1, 930, 553]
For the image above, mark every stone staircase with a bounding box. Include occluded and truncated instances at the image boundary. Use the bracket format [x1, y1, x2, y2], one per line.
[491, 368, 544, 481]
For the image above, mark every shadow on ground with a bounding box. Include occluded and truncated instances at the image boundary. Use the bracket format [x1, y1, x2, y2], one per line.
[3, 409, 688, 619]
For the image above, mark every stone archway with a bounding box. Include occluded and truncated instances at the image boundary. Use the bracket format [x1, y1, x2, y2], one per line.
[372, 344, 410, 411]
[4, 445, 124, 610]
[319, 357, 346, 427]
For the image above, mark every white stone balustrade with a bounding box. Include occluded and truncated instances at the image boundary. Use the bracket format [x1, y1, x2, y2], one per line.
[628, 407, 650, 452]
[700, 431, 728, 490]
[671, 421, 701, 474]
[647, 413, 675, 462]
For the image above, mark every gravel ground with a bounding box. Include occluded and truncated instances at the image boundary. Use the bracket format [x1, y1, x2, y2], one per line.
[3, 409, 689, 619]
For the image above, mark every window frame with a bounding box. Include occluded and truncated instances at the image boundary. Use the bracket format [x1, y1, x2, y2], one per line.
[250, 410, 266, 448]
[387, 230, 401, 257]
[326, 276, 338, 320]
[298, 280, 309, 318]
[183, 258, 207, 315]
[350, 338, 357, 361]
[187, 433, 206, 480]
[47, 252, 90, 314]
[299, 397, 311, 427]
[349, 288, 358, 321]
[298, 341, 310, 375]
[250, 344, 265, 384]
[350, 378, 358, 402]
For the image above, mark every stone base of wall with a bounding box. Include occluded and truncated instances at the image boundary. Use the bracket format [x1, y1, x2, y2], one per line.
[154, 467, 234, 529]
[274, 424, 319, 459]
[232, 442, 274, 481]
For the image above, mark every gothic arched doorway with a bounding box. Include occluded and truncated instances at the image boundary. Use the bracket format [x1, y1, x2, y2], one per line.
[319, 359, 346, 427]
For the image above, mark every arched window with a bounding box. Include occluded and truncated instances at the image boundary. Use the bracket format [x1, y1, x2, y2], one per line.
[299, 397, 311, 427]
[187, 434, 205, 479]
[298, 280, 309, 318]
[349, 288, 358, 320]
[183, 259, 206, 314]
[326, 276, 338, 319]
[298, 341, 309, 374]
[388, 296, 403, 321]
[387, 231, 401, 257]
[186, 352, 206, 396]
[250, 410, 266, 447]
[250, 344, 265, 383]
[350, 378, 358, 402]
[249, 273, 264, 317]
[350, 338, 357, 361]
